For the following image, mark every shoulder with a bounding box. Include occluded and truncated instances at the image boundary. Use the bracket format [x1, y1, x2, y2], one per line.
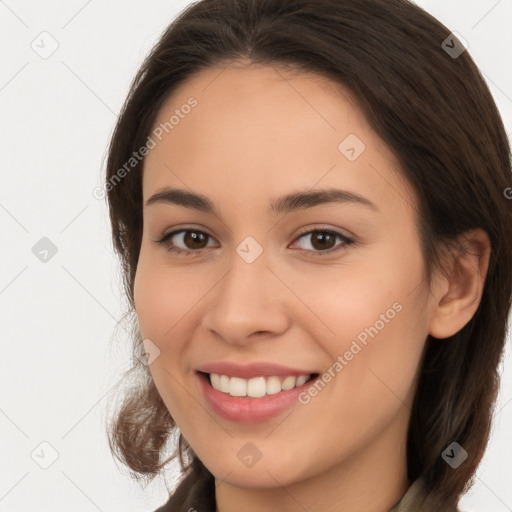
[389, 477, 463, 512]
[152, 467, 216, 512]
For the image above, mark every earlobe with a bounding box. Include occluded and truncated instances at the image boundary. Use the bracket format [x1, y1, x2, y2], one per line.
[428, 229, 491, 340]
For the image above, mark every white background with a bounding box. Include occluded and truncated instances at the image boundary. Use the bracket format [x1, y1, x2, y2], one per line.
[1, 1, 511, 511]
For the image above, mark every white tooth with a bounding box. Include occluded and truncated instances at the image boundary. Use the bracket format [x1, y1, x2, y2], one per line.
[211, 373, 310, 396]
[219, 374, 230, 393]
[296, 374, 308, 386]
[281, 376, 296, 390]
[229, 376, 247, 396]
[266, 376, 282, 395]
[247, 377, 266, 398]
[210, 373, 221, 388]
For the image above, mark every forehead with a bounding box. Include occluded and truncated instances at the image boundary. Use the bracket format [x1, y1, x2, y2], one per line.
[141, 63, 414, 214]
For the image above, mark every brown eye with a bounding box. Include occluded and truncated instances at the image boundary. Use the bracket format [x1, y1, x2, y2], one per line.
[292, 229, 354, 256]
[309, 231, 337, 250]
[183, 230, 209, 249]
[156, 229, 218, 255]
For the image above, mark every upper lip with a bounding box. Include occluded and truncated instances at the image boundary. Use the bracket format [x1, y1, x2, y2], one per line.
[195, 361, 318, 379]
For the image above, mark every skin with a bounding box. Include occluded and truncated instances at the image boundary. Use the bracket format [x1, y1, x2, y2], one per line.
[133, 62, 490, 512]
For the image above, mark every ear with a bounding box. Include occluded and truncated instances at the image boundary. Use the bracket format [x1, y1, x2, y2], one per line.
[428, 229, 491, 339]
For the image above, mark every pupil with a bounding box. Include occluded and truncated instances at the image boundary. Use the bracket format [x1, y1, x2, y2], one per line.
[185, 231, 206, 249]
[313, 232, 334, 250]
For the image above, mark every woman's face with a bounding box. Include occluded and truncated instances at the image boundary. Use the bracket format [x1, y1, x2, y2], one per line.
[134, 64, 436, 489]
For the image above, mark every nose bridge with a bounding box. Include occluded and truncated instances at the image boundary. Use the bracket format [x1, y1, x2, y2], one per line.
[202, 243, 289, 343]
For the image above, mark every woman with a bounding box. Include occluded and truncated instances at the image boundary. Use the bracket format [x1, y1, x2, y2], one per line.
[104, 0, 512, 510]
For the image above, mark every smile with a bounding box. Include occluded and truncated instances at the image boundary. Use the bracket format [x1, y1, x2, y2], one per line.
[196, 370, 321, 423]
[208, 372, 315, 397]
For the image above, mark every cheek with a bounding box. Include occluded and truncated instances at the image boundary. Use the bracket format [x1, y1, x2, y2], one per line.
[133, 253, 198, 341]
[295, 239, 428, 411]
[327, 263, 427, 420]
[134, 264, 167, 340]
[133, 257, 198, 418]
[280, 277, 428, 479]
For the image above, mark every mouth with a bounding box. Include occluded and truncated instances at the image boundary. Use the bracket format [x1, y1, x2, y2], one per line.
[197, 371, 320, 398]
[195, 370, 321, 423]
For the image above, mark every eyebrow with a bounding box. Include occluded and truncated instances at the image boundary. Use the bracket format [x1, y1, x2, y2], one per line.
[145, 186, 378, 215]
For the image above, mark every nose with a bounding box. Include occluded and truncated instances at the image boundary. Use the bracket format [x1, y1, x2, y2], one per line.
[201, 248, 291, 346]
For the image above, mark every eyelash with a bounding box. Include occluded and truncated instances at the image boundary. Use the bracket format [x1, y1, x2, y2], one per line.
[154, 226, 354, 257]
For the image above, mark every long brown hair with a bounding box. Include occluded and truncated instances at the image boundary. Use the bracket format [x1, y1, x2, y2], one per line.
[104, 0, 512, 508]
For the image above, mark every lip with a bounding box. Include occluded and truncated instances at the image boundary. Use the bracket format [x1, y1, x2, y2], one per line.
[195, 361, 317, 379]
[196, 371, 319, 424]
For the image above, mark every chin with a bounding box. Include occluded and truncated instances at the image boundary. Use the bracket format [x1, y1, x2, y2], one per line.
[203, 450, 311, 490]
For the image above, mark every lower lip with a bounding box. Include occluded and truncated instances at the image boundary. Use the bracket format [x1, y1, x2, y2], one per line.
[196, 372, 318, 424]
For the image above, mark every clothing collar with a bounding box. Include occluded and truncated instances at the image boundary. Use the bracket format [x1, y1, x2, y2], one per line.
[389, 477, 428, 511]
[157, 471, 436, 512]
